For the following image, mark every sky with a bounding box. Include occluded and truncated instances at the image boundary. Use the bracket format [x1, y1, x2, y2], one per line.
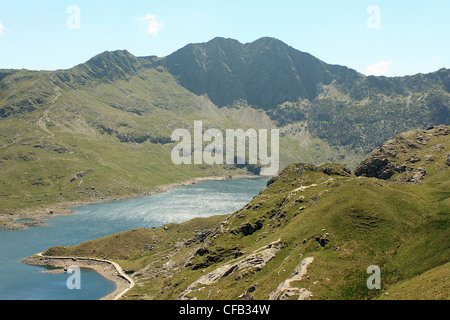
[0, 0, 448, 76]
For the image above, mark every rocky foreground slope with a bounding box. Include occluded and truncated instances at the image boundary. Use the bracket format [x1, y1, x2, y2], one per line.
[36, 126, 449, 300]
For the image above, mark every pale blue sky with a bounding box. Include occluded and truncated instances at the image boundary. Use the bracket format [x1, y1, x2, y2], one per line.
[0, 0, 448, 76]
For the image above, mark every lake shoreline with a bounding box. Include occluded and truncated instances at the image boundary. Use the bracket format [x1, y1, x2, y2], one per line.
[0, 174, 266, 230]
[4, 175, 270, 301]
[22, 253, 134, 300]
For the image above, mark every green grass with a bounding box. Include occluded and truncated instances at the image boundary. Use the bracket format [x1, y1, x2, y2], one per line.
[376, 262, 449, 300]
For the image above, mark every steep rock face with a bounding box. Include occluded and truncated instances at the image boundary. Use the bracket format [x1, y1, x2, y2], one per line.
[354, 125, 450, 182]
[164, 37, 352, 109]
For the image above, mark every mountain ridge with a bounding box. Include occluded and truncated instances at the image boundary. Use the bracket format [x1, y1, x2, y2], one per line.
[163, 36, 359, 108]
[2, 37, 448, 119]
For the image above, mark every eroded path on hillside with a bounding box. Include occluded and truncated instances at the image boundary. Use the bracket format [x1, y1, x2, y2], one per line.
[37, 82, 60, 137]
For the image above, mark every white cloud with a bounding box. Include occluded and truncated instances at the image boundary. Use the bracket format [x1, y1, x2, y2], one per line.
[0, 22, 5, 35]
[365, 61, 393, 76]
[431, 56, 440, 63]
[139, 14, 163, 36]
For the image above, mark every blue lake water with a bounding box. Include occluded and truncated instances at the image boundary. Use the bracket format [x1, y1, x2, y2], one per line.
[0, 177, 269, 300]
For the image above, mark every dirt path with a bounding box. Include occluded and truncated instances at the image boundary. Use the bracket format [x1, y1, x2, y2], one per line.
[37, 84, 60, 137]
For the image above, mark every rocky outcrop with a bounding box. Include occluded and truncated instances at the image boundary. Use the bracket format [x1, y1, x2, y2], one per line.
[354, 157, 397, 180]
[354, 125, 449, 182]
[71, 170, 94, 182]
[267, 163, 352, 187]
[268, 257, 314, 300]
[179, 239, 285, 300]
[231, 220, 264, 236]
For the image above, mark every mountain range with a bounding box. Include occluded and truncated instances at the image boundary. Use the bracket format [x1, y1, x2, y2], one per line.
[0, 37, 449, 220]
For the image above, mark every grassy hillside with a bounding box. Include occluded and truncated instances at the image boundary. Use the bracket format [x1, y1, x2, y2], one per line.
[42, 126, 449, 300]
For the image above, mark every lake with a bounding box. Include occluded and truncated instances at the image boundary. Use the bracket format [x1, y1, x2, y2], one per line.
[0, 177, 269, 300]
